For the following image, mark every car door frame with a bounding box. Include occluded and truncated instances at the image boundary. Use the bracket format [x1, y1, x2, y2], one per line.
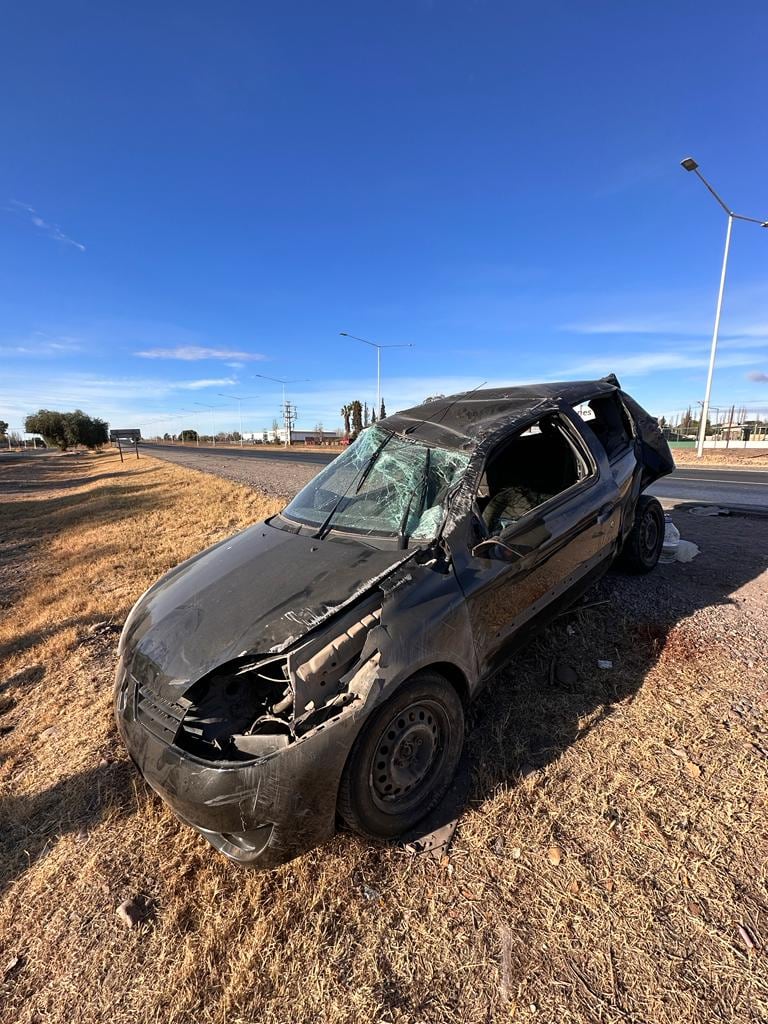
[446, 402, 622, 678]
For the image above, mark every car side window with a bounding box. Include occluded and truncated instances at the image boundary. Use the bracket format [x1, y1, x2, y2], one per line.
[475, 415, 591, 537]
[578, 395, 634, 462]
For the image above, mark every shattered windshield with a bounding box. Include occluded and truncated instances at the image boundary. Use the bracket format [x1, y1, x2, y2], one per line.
[282, 426, 470, 541]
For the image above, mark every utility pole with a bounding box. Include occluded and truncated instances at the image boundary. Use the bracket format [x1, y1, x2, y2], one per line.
[283, 401, 297, 447]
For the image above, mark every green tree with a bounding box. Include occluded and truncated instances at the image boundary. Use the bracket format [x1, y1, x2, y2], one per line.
[181, 428, 198, 442]
[340, 404, 352, 436]
[0, 420, 8, 438]
[351, 400, 363, 435]
[379, 398, 386, 419]
[25, 409, 108, 450]
[25, 410, 69, 449]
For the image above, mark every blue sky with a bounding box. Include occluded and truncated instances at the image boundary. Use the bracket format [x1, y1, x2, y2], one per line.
[2, 0, 768, 437]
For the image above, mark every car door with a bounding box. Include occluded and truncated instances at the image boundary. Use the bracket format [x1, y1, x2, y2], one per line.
[451, 411, 621, 678]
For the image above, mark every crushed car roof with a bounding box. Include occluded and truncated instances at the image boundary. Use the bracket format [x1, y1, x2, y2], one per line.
[381, 375, 622, 449]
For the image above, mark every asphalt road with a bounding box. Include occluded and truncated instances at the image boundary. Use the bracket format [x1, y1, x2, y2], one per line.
[647, 465, 768, 508]
[141, 442, 768, 509]
[143, 442, 335, 466]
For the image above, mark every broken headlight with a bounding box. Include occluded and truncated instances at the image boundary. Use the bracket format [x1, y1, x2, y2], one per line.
[175, 655, 293, 763]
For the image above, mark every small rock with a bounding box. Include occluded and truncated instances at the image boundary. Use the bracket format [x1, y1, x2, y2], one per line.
[554, 662, 578, 686]
[548, 846, 563, 866]
[686, 762, 702, 780]
[3, 956, 20, 977]
[511, 846, 522, 860]
[116, 896, 148, 929]
[597, 660, 613, 670]
[362, 883, 380, 901]
[39, 726, 57, 741]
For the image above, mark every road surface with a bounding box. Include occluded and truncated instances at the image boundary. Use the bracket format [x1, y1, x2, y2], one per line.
[141, 442, 768, 508]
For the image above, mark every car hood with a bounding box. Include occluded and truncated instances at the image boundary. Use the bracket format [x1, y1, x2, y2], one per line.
[120, 521, 411, 697]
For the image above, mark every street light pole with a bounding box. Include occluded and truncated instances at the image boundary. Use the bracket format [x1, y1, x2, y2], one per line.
[339, 332, 414, 417]
[218, 393, 258, 447]
[680, 156, 768, 458]
[194, 402, 218, 446]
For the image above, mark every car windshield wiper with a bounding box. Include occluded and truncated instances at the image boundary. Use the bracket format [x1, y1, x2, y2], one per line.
[312, 431, 394, 540]
[397, 447, 431, 549]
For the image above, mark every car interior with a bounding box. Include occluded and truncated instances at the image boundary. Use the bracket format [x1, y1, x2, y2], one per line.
[582, 395, 634, 461]
[475, 415, 589, 536]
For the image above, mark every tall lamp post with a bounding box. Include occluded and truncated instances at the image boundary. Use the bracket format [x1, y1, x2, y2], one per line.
[339, 332, 414, 416]
[680, 156, 768, 458]
[253, 374, 310, 446]
[218, 393, 257, 447]
[194, 402, 219, 446]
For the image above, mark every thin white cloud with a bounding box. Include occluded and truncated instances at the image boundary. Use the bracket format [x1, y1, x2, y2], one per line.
[175, 377, 237, 390]
[747, 371, 768, 382]
[566, 351, 757, 377]
[0, 331, 83, 356]
[135, 346, 266, 362]
[7, 200, 85, 251]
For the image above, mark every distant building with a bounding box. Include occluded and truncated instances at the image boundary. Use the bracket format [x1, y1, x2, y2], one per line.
[243, 428, 342, 445]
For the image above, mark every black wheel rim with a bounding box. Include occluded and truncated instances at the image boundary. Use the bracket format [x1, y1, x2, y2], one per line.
[640, 509, 660, 560]
[369, 698, 450, 815]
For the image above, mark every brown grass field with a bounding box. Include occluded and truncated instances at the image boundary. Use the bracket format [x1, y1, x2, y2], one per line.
[0, 451, 766, 1024]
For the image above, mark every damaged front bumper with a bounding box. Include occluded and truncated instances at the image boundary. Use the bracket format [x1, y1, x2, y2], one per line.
[115, 660, 368, 868]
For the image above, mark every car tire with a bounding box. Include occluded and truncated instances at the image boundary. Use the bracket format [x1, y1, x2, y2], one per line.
[337, 671, 465, 840]
[619, 495, 665, 574]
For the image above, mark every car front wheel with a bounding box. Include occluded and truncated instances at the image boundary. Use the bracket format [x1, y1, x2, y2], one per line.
[337, 671, 465, 839]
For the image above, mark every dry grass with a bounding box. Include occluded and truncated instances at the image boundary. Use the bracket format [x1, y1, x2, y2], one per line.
[1, 452, 766, 1024]
[673, 447, 768, 467]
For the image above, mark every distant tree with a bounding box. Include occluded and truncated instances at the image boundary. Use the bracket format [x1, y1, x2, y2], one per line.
[0, 420, 7, 438]
[351, 400, 363, 435]
[379, 398, 386, 419]
[658, 415, 667, 429]
[371, 409, 377, 424]
[163, 432, 171, 441]
[340, 404, 352, 436]
[363, 402, 369, 427]
[181, 428, 198, 442]
[681, 406, 693, 430]
[25, 408, 108, 450]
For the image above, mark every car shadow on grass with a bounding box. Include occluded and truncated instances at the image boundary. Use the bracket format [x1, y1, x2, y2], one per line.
[0, 760, 137, 897]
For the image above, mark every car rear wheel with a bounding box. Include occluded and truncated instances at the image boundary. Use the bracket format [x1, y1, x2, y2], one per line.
[337, 671, 465, 839]
[619, 495, 664, 573]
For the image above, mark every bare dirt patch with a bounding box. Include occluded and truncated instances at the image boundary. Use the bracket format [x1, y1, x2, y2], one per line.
[674, 447, 768, 467]
[0, 453, 766, 1024]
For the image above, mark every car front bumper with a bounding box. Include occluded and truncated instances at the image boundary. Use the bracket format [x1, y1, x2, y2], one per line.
[114, 665, 361, 869]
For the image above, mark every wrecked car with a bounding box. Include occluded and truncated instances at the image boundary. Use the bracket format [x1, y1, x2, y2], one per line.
[115, 375, 673, 868]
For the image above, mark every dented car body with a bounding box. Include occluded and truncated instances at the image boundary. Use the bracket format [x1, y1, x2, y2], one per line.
[115, 376, 673, 868]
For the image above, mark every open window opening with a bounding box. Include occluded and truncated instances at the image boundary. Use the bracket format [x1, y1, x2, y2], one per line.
[580, 395, 634, 461]
[475, 415, 590, 536]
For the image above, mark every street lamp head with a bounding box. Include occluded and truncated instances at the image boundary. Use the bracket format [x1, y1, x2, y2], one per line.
[680, 156, 699, 172]
[339, 331, 349, 337]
